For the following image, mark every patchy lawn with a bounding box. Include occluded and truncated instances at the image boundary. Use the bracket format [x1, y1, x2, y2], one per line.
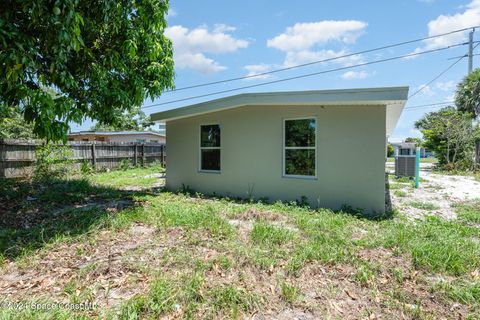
[0, 167, 479, 319]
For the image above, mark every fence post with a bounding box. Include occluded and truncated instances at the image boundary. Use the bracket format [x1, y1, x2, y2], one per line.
[160, 145, 164, 166]
[476, 140, 480, 165]
[91, 142, 96, 169]
[415, 147, 420, 188]
[0, 139, 4, 179]
[134, 143, 138, 167]
[142, 143, 145, 167]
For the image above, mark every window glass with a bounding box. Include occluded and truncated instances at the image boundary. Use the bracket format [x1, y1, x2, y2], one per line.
[285, 119, 316, 147]
[201, 124, 220, 147]
[201, 149, 220, 171]
[200, 124, 221, 171]
[285, 149, 315, 176]
[284, 118, 316, 177]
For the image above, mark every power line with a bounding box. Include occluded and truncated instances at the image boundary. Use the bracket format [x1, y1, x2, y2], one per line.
[403, 101, 454, 111]
[161, 26, 480, 93]
[408, 56, 464, 99]
[408, 41, 480, 99]
[142, 42, 467, 109]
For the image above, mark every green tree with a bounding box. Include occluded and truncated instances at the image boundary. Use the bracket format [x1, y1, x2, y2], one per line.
[405, 137, 423, 146]
[0, 0, 174, 141]
[455, 68, 480, 119]
[90, 105, 154, 131]
[0, 105, 37, 139]
[387, 144, 394, 157]
[415, 107, 478, 169]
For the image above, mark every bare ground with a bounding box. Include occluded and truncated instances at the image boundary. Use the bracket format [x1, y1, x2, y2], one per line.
[388, 168, 480, 220]
[0, 208, 473, 319]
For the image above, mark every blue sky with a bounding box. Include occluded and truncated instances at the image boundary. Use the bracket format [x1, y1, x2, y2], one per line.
[72, 0, 480, 141]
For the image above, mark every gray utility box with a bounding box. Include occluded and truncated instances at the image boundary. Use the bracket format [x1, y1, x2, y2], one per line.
[395, 156, 416, 177]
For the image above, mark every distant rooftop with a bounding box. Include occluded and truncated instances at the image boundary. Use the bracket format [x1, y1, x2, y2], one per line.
[68, 131, 165, 137]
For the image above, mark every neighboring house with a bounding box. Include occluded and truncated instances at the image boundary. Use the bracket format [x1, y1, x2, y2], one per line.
[151, 87, 408, 215]
[68, 131, 165, 144]
[391, 142, 433, 158]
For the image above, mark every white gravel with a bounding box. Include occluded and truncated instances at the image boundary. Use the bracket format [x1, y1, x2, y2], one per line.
[388, 169, 480, 220]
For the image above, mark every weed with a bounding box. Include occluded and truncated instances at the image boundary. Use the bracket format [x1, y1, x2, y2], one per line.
[80, 160, 94, 175]
[280, 282, 299, 303]
[119, 159, 132, 171]
[394, 190, 407, 197]
[209, 285, 259, 315]
[34, 143, 73, 181]
[408, 201, 440, 210]
[250, 222, 294, 246]
[296, 195, 309, 207]
[354, 262, 379, 287]
[454, 201, 480, 224]
[434, 279, 480, 305]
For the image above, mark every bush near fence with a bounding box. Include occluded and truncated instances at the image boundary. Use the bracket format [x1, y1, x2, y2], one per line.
[0, 139, 166, 179]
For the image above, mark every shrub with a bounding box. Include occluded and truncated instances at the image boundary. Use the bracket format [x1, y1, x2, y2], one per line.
[80, 160, 94, 175]
[34, 143, 73, 181]
[119, 159, 131, 171]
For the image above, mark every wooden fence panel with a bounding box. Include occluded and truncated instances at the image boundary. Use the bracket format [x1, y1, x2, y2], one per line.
[0, 139, 166, 179]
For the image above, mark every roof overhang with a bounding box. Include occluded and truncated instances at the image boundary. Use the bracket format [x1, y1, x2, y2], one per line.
[151, 87, 409, 136]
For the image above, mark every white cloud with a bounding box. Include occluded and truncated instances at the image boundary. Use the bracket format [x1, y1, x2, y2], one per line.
[402, 47, 424, 60]
[341, 70, 369, 80]
[415, 0, 480, 51]
[167, 8, 177, 17]
[165, 25, 249, 73]
[283, 49, 364, 67]
[446, 93, 456, 101]
[213, 24, 237, 33]
[416, 84, 436, 96]
[243, 64, 275, 80]
[267, 20, 367, 52]
[174, 53, 226, 73]
[436, 80, 456, 91]
[245, 20, 368, 78]
[264, 20, 367, 69]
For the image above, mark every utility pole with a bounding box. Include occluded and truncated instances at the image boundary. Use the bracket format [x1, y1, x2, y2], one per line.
[468, 28, 475, 74]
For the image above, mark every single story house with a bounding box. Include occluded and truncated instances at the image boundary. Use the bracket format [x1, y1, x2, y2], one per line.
[391, 141, 433, 158]
[151, 87, 408, 215]
[68, 131, 165, 144]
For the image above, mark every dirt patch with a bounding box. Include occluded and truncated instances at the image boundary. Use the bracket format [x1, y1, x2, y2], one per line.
[227, 209, 299, 243]
[0, 223, 182, 310]
[389, 170, 480, 220]
[236, 208, 286, 222]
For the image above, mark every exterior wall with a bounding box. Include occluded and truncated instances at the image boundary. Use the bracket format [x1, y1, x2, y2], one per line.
[166, 105, 387, 215]
[105, 134, 165, 143]
[68, 134, 165, 143]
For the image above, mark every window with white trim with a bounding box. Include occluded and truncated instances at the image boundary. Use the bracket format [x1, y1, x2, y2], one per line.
[284, 118, 316, 177]
[200, 124, 221, 171]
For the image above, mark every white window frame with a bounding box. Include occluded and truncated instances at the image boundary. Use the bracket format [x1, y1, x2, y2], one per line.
[199, 123, 221, 173]
[282, 117, 317, 179]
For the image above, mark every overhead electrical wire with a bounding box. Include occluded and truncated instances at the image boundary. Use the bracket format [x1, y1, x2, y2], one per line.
[407, 56, 464, 99]
[403, 101, 455, 111]
[160, 26, 480, 93]
[142, 42, 468, 109]
[409, 42, 480, 99]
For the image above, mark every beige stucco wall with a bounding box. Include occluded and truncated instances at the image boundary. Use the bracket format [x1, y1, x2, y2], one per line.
[166, 105, 387, 215]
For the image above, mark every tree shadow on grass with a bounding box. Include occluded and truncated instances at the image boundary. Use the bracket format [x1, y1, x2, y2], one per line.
[0, 177, 153, 261]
